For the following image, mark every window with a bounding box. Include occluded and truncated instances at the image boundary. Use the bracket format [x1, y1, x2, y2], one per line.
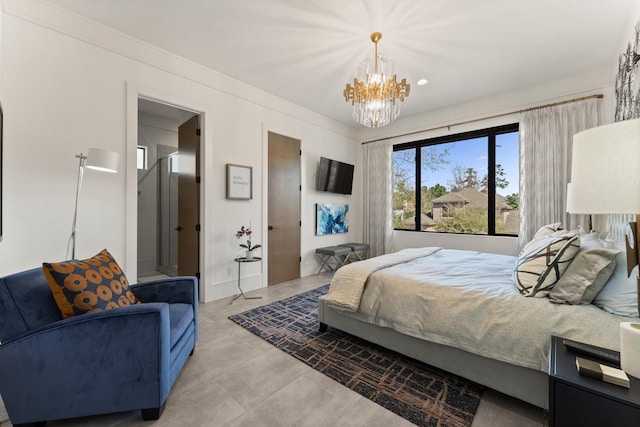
[393, 124, 519, 236]
[137, 146, 147, 170]
[170, 154, 179, 173]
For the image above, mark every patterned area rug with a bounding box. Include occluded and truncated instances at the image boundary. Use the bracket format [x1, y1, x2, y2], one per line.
[229, 285, 483, 427]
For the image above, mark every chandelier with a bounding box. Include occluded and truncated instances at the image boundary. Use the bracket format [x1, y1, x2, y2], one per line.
[343, 32, 410, 128]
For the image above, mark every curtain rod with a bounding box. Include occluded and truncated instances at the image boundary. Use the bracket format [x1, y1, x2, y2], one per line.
[361, 93, 604, 145]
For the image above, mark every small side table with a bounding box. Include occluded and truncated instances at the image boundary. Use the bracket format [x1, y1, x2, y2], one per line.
[548, 335, 640, 426]
[230, 256, 263, 304]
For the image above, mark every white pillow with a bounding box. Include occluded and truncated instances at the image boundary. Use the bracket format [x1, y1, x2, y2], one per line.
[514, 232, 580, 297]
[532, 222, 563, 240]
[592, 241, 639, 317]
[580, 232, 616, 250]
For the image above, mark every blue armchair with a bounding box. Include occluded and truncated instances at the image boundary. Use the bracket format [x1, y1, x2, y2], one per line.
[0, 267, 198, 426]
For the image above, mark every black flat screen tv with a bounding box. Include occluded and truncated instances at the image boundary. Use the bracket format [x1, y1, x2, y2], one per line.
[316, 157, 354, 195]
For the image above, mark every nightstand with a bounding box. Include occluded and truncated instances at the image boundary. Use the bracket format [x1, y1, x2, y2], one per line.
[549, 335, 640, 426]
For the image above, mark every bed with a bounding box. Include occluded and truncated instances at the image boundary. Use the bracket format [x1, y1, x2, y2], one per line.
[318, 241, 634, 409]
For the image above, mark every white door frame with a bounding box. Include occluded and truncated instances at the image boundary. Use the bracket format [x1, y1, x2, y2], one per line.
[125, 82, 209, 301]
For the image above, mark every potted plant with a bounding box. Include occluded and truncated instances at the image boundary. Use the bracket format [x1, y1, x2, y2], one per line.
[235, 224, 261, 259]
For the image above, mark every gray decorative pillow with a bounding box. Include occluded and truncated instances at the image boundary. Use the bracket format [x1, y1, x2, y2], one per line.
[549, 248, 617, 305]
[514, 232, 580, 297]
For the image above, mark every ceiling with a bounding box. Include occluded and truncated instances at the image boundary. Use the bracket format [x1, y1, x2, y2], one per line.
[45, 0, 638, 128]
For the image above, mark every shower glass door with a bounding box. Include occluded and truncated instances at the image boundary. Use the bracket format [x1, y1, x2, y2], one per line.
[157, 151, 179, 276]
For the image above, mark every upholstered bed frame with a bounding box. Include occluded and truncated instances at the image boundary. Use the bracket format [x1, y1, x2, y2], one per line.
[318, 296, 549, 409]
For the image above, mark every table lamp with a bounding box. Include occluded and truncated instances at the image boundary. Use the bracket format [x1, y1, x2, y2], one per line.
[568, 118, 640, 313]
[569, 118, 640, 378]
[567, 119, 640, 280]
[68, 148, 119, 259]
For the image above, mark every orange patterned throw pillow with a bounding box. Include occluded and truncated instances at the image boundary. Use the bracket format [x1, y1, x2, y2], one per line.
[43, 249, 140, 318]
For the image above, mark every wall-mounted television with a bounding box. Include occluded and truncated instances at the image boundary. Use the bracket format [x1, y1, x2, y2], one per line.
[315, 156, 354, 195]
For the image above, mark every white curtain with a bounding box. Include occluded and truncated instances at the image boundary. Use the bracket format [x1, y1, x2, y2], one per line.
[608, 214, 634, 241]
[519, 98, 599, 248]
[361, 141, 393, 257]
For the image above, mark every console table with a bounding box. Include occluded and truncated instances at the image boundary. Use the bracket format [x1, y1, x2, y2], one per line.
[230, 256, 262, 304]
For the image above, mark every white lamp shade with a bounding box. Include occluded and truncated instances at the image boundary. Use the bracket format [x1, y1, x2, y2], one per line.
[569, 118, 640, 214]
[85, 148, 119, 173]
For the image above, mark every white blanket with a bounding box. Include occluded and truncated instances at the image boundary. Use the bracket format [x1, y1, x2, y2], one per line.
[325, 247, 442, 312]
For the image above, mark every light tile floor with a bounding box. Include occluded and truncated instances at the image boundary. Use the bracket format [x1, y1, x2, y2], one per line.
[1, 273, 546, 426]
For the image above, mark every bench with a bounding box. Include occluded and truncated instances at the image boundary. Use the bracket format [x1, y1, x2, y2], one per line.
[339, 243, 370, 263]
[315, 246, 352, 272]
[315, 243, 370, 273]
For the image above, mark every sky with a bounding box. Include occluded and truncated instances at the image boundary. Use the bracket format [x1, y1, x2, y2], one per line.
[395, 131, 520, 197]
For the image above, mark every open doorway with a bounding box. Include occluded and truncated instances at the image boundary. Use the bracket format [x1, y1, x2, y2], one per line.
[137, 98, 201, 282]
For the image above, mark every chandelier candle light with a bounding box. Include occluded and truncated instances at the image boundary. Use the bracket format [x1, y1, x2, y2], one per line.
[343, 32, 410, 128]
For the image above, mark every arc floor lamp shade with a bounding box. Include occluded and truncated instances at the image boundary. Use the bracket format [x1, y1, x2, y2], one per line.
[85, 147, 119, 173]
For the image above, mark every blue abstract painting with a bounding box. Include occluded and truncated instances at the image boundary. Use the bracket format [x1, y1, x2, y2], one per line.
[316, 203, 349, 235]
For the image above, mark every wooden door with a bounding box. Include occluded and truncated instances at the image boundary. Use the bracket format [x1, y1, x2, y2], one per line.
[177, 115, 200, 278]
[268, 132, 301, 285]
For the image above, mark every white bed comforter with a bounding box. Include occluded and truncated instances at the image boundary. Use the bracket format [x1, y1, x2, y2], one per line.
[327, 248, 626, 372]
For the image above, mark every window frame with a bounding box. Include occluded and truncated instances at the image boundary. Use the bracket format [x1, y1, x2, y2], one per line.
[393, 123, 519, 236]
[137, 145, 148, 170]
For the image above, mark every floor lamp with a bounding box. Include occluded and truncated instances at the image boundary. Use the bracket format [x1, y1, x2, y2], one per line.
[68, 148, 119, 259]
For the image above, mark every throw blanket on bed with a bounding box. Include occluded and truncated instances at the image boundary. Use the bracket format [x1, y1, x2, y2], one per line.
[325, 247, 442, 312]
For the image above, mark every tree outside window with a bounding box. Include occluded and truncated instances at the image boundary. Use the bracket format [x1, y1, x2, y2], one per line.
[392, 124, 519, 236]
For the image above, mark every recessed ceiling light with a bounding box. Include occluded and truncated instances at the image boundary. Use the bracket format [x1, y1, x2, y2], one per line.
[417, 78, 428, 86]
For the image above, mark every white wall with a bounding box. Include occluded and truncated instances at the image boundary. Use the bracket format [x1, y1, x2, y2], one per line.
[299, 132, 361, 275]
[0, 1, 359, 302]
[0, 3, 3, 245]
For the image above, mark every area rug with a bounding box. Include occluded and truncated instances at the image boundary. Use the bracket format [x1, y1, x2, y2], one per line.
[229, 285, 483, 427]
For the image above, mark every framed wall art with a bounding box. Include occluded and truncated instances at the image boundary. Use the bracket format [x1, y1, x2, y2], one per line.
[226, 163, 252, 200]
[316, 203, 349, 235]
[614, 20, 640, 121]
